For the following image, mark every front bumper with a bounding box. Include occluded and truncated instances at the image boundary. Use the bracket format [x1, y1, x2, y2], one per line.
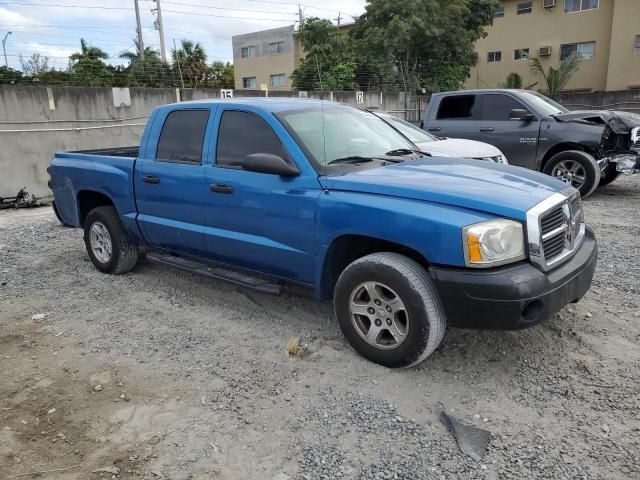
[429, 227, 597, 330]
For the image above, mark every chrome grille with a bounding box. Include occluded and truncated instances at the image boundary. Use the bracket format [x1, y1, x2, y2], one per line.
[526, 188, 585, 271]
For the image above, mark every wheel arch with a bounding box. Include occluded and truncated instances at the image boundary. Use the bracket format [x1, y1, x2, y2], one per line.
[317, 234, 431, 301]
[539, 142, 597, 172]
[77, 190, 116, 227]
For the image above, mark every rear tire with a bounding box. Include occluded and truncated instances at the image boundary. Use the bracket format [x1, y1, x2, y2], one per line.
[83, 206, 139, 274]
[334, 252, 446, 368]
[543, 150, 600, 198]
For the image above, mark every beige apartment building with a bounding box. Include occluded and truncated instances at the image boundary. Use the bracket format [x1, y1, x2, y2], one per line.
[232, 25, 303, 91]
[468, 0, 640, 92]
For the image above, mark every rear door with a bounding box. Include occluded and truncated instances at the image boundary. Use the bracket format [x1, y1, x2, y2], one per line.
[425, 94, 484, 141]
[478, 93, 540, 168]
[202, 107, 320, 284]
[135, 107, 215, 257]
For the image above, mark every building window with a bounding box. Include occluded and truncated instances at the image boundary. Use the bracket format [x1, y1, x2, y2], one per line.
[242, 77, 256, 89]
[487, 51, 502, 62]
[564, 0, 598, 13]
[494, 4, 504, 17]
[560, 41, 595, 60]
[240, 46, 255, 58]
[635, 35, 640, 50]
[270, 73, 286, 86]
[269, 41, 284, 55]
[517, 2, 532, 14]
[514, 48, 530, 61]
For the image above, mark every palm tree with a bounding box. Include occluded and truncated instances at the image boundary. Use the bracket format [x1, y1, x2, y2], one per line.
[119, 39, 159, 64]
[68, 38, 113, 86]
[70, 38, 109, 63]
[171, 39, 207, 87]
[529, 53, 581, 94]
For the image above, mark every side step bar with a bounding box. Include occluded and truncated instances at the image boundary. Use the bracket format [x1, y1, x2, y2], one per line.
[145, 252, 282, 295]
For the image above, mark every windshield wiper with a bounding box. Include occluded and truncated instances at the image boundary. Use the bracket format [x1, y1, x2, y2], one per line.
[385, 148, 432, 157]
[327, 156, 375, 165]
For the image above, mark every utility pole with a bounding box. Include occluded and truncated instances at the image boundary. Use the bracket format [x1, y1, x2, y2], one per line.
[153, 0, 167, 62]
[298, 4, 303, 25]
[335, 12, 341, 26]
[133, 0, 145, 59]
[173, 38, 185, 89]
[2, 31, 12, 68]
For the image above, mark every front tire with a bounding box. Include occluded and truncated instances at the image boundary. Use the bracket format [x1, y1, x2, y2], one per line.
[334, 252, 446, 368]
[543, 150, 601, 198]
[599, 165, 620, 186]
[83, 206, 139, 274]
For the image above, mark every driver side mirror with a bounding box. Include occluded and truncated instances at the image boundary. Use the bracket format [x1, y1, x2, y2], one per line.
[242, 153, 300, 177]
[509, 109, 535, 121]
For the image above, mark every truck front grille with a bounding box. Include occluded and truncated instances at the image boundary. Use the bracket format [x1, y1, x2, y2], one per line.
[527, 188, 585, 271]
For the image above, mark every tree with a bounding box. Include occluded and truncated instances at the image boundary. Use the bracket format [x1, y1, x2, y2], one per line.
[171, 39, 207, 87]
[529, 53, 581, 94]
[69, 38, 114, 86]
[205, 61, 234, 88]
[0, 65, 23, 84]
[19, 53, 49, 77]
[127, 55, 174, 87]
[119, 39, 160, 64]
[350, 0, 500, 92]
[291, 17, 357, 91]
[502, 72, 523, 89]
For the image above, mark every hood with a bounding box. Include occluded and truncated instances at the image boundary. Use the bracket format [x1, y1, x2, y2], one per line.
[325, 157, 568, 221]
[554, 110, 640, 135]
[414, 138, 502, 159]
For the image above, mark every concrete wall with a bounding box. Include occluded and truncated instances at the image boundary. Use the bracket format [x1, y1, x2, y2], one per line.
[0, 86, 423, 199]
[5, 85, 634, 201]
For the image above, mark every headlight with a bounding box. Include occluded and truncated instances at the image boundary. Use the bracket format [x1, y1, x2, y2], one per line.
[463, 219, 525, 267]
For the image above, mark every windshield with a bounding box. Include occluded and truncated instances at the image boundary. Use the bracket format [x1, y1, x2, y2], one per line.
[518, 91, 569, 116]
[374, 112, 438, 143]
[276, 105, 416, 168]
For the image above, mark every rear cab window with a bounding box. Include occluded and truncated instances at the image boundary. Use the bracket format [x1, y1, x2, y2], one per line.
[215, 110, 290, 168]
[156, 110, 210, 163]
[436, 95, 481, 120]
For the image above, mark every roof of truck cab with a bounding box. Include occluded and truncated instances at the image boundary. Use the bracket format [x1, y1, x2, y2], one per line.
[432, 89, 530, 95]
[160, 97, 343, 113]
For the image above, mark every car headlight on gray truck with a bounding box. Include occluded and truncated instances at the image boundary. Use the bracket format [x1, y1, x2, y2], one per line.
[463, 219, 525, 267]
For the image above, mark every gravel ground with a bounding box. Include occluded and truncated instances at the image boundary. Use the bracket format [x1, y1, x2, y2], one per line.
[1, 176, 639, 480]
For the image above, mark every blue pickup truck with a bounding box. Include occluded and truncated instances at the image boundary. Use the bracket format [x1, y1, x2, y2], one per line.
[49, 99, 597, 368]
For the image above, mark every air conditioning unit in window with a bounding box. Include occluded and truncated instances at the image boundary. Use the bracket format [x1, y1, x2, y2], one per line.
[543, 0, 556, 8]
[539, 46, 552, 56]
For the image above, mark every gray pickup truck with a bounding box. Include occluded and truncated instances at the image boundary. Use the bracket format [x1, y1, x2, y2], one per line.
[422, 89, 640, 197]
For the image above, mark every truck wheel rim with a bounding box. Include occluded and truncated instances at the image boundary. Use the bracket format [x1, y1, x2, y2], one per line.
[89, 222, 112, 263]
[349, 281, 409, 350]
[552, 160, 586, 189]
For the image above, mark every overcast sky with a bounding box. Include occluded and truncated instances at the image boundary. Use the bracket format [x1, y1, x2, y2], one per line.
[0, 0, 367, 70]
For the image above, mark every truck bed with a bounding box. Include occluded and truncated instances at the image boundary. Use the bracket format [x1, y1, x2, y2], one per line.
[71, 146, 139, 158]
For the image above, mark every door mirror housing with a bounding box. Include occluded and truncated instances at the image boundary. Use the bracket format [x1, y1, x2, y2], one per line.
[509, 108, 535, 121]
[242, 153, 300, 177]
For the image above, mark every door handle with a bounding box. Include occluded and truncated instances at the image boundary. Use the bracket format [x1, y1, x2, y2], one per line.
[210, 183, 234, 194]
[142, 175, 160, 184]
[428, 127, 442, 132]
[479, 127, 495, 132]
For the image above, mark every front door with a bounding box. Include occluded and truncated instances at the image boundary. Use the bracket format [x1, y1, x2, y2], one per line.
[203, 108, 320, 284]
[477, 93, 541, 168]
[135, 108, 214, 257]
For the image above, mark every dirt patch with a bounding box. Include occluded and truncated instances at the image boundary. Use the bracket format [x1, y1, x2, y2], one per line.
[1, 176, 640, 480]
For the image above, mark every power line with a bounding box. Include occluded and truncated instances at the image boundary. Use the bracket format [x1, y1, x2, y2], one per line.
[0, 1, 298, 20]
